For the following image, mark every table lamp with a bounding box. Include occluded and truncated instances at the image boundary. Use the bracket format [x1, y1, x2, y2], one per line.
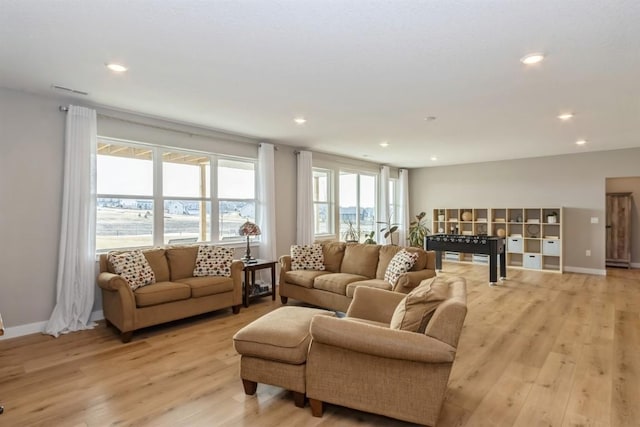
[239, 220, 261, 262]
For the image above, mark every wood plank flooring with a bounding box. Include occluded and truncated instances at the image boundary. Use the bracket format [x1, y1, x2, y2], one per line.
[1, 263, 639, 426]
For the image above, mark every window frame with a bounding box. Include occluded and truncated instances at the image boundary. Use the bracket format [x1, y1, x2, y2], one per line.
[96, 137, 257, 252]
[312, 167, 334, 238]
[337, 169, 378, 243]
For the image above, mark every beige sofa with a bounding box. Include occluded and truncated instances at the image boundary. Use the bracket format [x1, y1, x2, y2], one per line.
[306, 278, 468, 426]
[98, 246, 243, 342]
[279, 242, 437, 312]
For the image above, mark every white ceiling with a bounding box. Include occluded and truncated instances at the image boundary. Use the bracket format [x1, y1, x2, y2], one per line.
[1, 0, 639, 168]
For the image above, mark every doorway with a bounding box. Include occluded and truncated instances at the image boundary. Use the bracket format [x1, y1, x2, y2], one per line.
[605, 177, 640, 269]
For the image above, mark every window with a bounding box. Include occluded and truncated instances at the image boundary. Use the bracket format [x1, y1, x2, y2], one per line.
[313, 168, 332, 235]
[96, 139, 256, 250]
[339, 171, 376, 242]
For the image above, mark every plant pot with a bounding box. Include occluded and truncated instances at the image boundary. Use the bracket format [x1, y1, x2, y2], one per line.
[547, 216, 557, 224]
[438, 214, 445, 222]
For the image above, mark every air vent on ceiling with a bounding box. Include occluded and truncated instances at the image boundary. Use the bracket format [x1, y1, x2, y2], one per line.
[51, 84, 89, 96]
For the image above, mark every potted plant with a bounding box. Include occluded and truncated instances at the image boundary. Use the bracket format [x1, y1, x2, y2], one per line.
[547, 211, 558, 224]
[343, 220, 359, 242]
[408, 212, 431, 247]
[437, 209, 445, 222]
[363, 231, 376, 244]
[377, 217, 399, 245]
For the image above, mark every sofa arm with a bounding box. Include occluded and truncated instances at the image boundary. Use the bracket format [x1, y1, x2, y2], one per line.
[393, 269, 437, 293]
[279, 255, 292, 272]
[346, 287, 406, 324]
[310, 315, 455, 364]
[230, 260, 244, 305]
[97, 272, 131, 292]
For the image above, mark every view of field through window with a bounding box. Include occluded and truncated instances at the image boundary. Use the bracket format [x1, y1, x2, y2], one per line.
[96, 141, 256, 250]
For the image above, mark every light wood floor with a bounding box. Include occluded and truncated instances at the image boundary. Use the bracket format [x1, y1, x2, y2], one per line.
[1, 264, 639, 426]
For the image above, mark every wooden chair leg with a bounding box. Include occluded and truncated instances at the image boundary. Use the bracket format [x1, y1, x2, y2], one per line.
[120, 331, 133, 343]
[309, 398, 324, 417]
[293, 391, 305, 408]
[280, 296, 288, 304]
[232, 304, 241, 314]
[242, 379, 257, 395]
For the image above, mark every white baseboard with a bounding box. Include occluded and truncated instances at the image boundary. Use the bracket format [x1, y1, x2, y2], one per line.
[563, 266, 607, 276]
[0, 309, 105, 340]
[631, 262, 640, 269]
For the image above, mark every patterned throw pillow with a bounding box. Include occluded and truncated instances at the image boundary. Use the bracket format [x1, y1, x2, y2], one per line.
[384, 249, 419, 286]
[291, 244, 325, 271]
[108, 250, 156, 291]
[193, 245, 234, 277]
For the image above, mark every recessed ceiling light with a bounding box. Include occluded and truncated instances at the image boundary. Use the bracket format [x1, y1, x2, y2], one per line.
[106, 63, 128, 72]
[520, 53, 545, 65]
[558, 113, 574, 121]
[379, 141, 389, 148]
[430, 156, 438, 161]
[424, 116, 437, 122]
[576, 139, 587, 145]
[294, 117, 307, 125]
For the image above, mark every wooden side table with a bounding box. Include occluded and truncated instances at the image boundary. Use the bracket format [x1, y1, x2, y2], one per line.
[242, 259, 277, 307]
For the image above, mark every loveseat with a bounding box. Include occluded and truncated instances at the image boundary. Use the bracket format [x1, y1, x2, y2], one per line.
[279, 242, 437, 312]
[98, 245, 243, 342]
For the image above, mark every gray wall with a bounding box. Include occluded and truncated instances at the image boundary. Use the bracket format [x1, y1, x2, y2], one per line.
[0, 88, 65, 327]
[408, 149, 640, 272]
[606, 177, 640, 265]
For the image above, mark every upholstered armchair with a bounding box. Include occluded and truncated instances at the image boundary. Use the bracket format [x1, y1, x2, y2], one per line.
[306, 278, 467, 426]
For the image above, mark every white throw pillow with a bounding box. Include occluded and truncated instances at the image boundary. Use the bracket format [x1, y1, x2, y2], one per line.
[193, 245, 234, 277]
[291, 244, 325, 271]
[108, 250, 156, 290]
[384, 249, 419, 286]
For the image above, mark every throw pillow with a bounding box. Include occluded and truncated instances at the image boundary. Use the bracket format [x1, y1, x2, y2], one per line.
[108, 250, 156, 291]
[389, 277, 449, 333]
[384, 249, 419, 286]
[291, 244, 325, 271]
[193, 245, 234, 277]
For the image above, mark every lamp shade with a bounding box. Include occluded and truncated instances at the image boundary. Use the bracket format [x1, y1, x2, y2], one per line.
[239, 221, 261, 237]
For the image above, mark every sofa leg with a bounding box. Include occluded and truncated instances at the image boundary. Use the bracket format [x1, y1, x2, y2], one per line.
[280, 296, 288, 304]
[309, 398, 323, 417]
[120, 331, 133, 343]
[293, 391, 305, 408]
[104, 318, 113, 328]
[242, 379, 257, 395]
[232, 304, 241, 314]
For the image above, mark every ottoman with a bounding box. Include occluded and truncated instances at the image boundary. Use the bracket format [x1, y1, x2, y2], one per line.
[233, 306, 335, 407]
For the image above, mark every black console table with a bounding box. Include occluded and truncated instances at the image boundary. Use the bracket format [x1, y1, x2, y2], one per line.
[425, 234, 506, 284]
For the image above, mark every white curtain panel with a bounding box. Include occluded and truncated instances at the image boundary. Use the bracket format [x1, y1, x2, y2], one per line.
[377, 165, 390, 244]
[296, 150, 314, 245]
[398, 168, 410, 247]
[45, 106, 97, 337]
[258, 143, 277, 262]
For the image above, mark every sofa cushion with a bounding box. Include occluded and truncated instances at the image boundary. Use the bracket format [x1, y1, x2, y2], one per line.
[291, 244, 325, 271]
[390, 277, 449, 333]
[376, 246, 427, 279]
[108, 250, 156, 290]
[340, 244, 380, 278]
[193, 245, 234, 277]
[314, 273, 368, 295]
[320, 241, 346, 272]
[345, 279, 393, 298]
[176, 276, 234, 298]
[142, 249, 171, 282]
[166, 246, 199, 280]
[284, 270, 330, 288]
[134, 281, 191, 307]
[384, 249, 419, 286]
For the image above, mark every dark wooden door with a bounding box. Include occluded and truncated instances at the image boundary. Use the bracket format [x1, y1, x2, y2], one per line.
[606, 192, 632, 268]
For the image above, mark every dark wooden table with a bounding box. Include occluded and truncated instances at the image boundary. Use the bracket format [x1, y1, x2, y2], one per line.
[425, 234, 506, 285]
[242, 259, 277, 307]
